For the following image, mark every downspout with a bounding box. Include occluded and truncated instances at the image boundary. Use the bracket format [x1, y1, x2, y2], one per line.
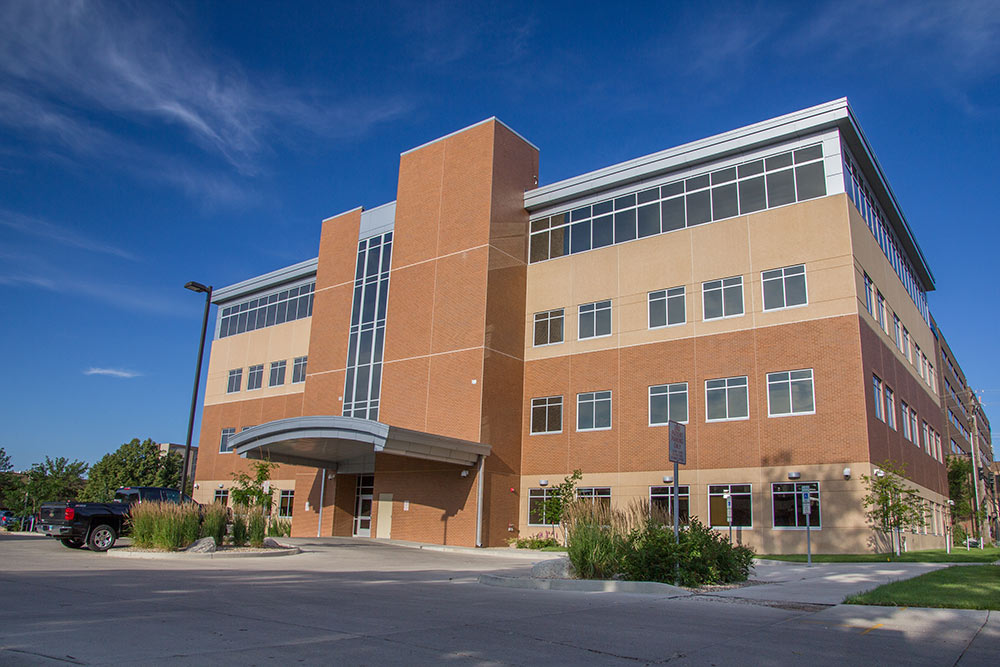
[317, 468, 326, 538]
[475, 455, 485, 547]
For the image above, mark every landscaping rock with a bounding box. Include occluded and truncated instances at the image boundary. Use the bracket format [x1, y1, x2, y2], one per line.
[531, 558, 574, 579]
[262, 537, 287, 549]
[186, 537, 217, 553]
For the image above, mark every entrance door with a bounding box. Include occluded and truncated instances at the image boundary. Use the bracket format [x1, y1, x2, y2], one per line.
[353, 475, 374, 537]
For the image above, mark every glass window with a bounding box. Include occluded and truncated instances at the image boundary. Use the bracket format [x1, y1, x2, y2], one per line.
[873, 375, 884, 421]
[227, 369, 242, 394]
[661, 196, 685, 232]
[649, 383, 688, 425]
[901, 402, 911, 440]
[648, 286, 685, 328]
[279, 490, 294, 518]
[579, 300, 612, 339]
[863, 273, 874, 314]
[650, 486, 689, 522]
[218, 281, 316, 339]
[614, 209, 637, 243]
[885, 387, 896, 429]
[738, 176, 766, 214]
[893, 315, 902, 350]
[292, 356, 308, 384]
[762, 265, 807, 310]
[711, 183, 739, 220]
[533, 309, 565, 346]
[528, 488, 555, 525]
[706, 376, 749, 421]
[219, 427, 236, 454]
[767, 370, 815, 416]
[576, 487, 611, 510]
[214, 489, 229, 506]
[247, 364, 263, 391]
[772, 482, 820, 528]
[703, 276, 744, 320]
[530, 396, 563, 434]
[593, 215, 613, 249]
[876, 291, 886, 329]
[577, 391, 612, 431]
[709, 484, 752, 527]
[795, 162, 826, 200]
[637, 203, 660, 238]
[269, 360, 286, 387]
[766, 169, 796, 207]
[686, 190, 712, 226]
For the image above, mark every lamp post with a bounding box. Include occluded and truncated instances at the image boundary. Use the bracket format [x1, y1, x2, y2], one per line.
[180, 281, 212, 497]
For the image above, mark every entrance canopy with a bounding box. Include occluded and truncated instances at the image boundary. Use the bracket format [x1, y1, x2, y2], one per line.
[230, 415, 490, 470]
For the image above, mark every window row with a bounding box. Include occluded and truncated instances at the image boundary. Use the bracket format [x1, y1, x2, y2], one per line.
[872, 374, 944, 462]
[528, 482, 821, 528]
[862, 273, 936, 395]
[227, 356, 308, 393]
[212, 488, 294, 518]
[530, 145, 827, 263]
[219, 282, 315, 339]
[843, 146, 929, 324]
[529, 369, 815, 434]
[532, 265, 807, 346]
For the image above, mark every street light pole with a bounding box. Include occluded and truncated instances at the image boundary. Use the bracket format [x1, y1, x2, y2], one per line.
[180, 281, 213, 497]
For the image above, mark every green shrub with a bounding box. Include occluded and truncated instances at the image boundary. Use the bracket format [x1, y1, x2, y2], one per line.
[267, 518, 291, 538]
[231, 508, 248, 547]
[129, 501, 201, 551]
[248, 509, 267, 547]
[200, 503, 228, 545]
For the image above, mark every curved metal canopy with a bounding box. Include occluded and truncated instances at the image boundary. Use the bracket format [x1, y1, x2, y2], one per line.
[229, 415, 489, 470]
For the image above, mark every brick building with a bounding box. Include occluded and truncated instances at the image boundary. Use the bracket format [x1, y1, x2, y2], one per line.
[191, 98, 989, 553]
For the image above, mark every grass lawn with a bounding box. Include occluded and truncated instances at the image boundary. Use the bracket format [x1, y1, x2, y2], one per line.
[539, 546, 568, 552]
[845, 565, 1000, 610]
[759, 546, 1000, 564]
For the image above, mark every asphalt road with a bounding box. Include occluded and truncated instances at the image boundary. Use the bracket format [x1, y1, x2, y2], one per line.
[0, 534, 995, 665]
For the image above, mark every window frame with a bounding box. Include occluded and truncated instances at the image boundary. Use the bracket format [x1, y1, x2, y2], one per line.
[649, 382, 689, 426]
[226, 368, 242, 394]
[528, 487, 556, 526]
[278, 490, 294, 518]
[246, 364, 264, 391]
[292, 356, 308, 384]
[269, 360, 287, 387]
[705, 376, 749, 422]
[873, 375, 884, 421]
[219, 427, 236, 454]
[901, 401, 912, 440]
[771, 481, 821, 529]
[213, 489, 229, 506]
[648, 286, 686, 329]
[578, 299, 613, 340]
[761, 264, 808, 312]
[530, 396, 563, 435]
[702, 276, 745, 321]
[766, 369, 816, 417]
[708, 483, 753, 528]
[533, 309, 565, 347]
[885, 386, 896, 429]
[577, 390, 612, 431]
[650, 485, 690, 522]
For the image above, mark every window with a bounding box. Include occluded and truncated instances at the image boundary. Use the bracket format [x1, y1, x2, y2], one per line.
[579, 300, 612, 339]
[901, 401, 911, 440]
[533, 309, 564, 346]
[873, 375, 884, 421]
[772, 482, 820, 528]
[292, 356, 308, 383]
[577, 391, 612, 430]
[214, 489, 229, 505]
[649, 287, 685, 328]
[218, 281, 315, 338]
[219, 427, 236, 454]
[247, 364, 264, 391]
[530, 396, 563, 434]
[576, 487, 611, 509]
[227, 368, 242, 394]
[885, 387, 896, 429]
[875, 291, 886, 330]
[528, 488, 556, 525]
[863, 273, 874, 314]
[241, 425, 255, 432]
[706, 376, 749, 421]
[709, 484, 752, 527]
[650, 486, 689, 522]
[910, 409, 919, 446]
[892, 315, 902, 350]
[767, 369, 815, 416]
[902, 328, 911, 361]
[922, 421, 930, 454]
[703, 276, 744, 320]
[915, 346, 925, 379]
[269, 360, 286, 387]
[278, 490, 294, 518]
[649, 383, 688, 425]
[762, 265, 807, 310]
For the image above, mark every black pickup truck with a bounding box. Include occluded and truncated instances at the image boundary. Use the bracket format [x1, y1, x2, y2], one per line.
[37, 486, 195, 551]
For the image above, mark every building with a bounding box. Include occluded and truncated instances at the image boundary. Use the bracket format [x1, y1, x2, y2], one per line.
[192, 98, 981, 553]
[157, 442, 197, 484]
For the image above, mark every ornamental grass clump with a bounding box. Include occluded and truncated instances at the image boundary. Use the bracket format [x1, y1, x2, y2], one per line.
[199, 502, 228, 545]
[129, 501, 201, 551]
[267, 518, 291, 538]
[248, 509, 267, 548]
[231, 508, 248, 547]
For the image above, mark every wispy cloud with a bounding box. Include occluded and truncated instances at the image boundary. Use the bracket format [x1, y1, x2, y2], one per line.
[84, 367, 141, 379]
[0, 209, 138, 261]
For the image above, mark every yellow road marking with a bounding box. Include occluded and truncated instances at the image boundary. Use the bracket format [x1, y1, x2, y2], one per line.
[861, 623, 884, 635]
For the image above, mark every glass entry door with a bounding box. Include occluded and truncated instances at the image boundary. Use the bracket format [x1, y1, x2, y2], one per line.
[353, 475, 374, 537]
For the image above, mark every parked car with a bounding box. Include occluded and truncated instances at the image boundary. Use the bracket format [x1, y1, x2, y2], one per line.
[36, 487, 196, 551]
[0, 510, 16, 530]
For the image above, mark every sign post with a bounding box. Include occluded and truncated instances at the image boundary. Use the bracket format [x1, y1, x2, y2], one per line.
[668, 421, 686, 544]
[802, 487, 813, 566]
[725, 492, 733, 542]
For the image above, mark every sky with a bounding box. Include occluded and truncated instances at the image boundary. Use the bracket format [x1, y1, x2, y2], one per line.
[1, 0, 998, 470]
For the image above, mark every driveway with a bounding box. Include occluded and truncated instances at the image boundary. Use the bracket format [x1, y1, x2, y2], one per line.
[0, 534, 995, 665]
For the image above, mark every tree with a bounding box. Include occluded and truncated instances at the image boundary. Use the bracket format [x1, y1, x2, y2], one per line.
[230, 460, 278, 511]
[22, 457, 89, 515]
[80, 438, 183, 502]
[539, 469, 582, 544]
[861, 460, 927, 556]
[0, 446, 21, 510]
[948, 456, 982, 540]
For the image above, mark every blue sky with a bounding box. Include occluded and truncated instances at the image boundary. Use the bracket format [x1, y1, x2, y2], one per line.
[1, 1, 997, 470]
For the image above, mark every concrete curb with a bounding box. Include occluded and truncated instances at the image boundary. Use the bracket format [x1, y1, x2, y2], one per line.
[479, 573, 692, 596]
[390, 540, 568, 561]
[106, 546, 301, 560]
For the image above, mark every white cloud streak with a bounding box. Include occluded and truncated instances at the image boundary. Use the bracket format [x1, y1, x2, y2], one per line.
[84, 367, 141, 378]
[0, 209, 138, 261]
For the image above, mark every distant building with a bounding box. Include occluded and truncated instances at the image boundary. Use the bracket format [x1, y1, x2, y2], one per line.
[191, 98, 989, 552]
[158, 442, 197, 484]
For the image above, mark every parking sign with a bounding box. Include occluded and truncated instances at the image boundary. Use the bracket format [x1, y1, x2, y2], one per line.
[668, 420, 686, 465]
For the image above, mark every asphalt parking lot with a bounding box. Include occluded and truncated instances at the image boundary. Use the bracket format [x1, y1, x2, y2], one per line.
[0, 533, 996, 665]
